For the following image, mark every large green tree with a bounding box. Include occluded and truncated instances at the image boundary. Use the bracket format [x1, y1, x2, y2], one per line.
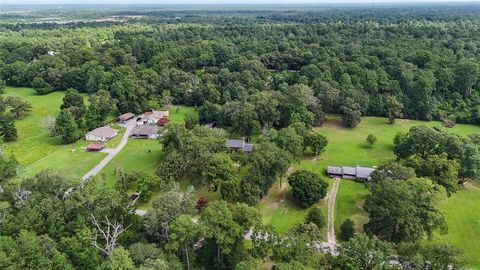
[288, 170, 328, 207]
[54, 109, 81, 144]
[336, 234, 395, 270]
[364, 178, 447, 242]
[0, 113, 17, 142]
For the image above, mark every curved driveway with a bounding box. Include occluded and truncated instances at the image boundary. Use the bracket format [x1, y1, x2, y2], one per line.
[81, 120, 136, 184]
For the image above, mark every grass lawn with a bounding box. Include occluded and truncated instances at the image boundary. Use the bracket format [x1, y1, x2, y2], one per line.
[258, 176, 329, 235]
[2, 87, 105, 180]
[311, 115, 480, 265]
[101, 139, 165, 189]
[24, 140, 107, 179]
[334, 179, 369, 238]
[3, 87, 65, 165]
[313, 115, 480, 175]
[435, 182, 480, 269]
[168, 105, 197, 124]
[260, 114, 480, 266]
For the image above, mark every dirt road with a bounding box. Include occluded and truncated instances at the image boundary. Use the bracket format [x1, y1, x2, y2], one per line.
[327, 177, 340, 244]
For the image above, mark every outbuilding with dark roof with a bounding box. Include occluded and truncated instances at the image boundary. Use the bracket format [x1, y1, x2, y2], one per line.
[226, 139, 254, 153]
[327, 166, 376, 181]
[131, 125, 164, 139]
[118, 112, 135, 123]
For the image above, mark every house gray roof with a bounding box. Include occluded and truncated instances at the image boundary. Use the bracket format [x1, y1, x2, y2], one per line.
[226, 139, 254, 153]
[244, 143, 254, 153]
[356, 167, 376, 179]
[132, 125, 161, 136]
[342, 166, 357, 176]
[327, 165, 376, 180]
[226, 139, 245, 148]
[87, 126, 118, 138]
[327, 166, 342, 175]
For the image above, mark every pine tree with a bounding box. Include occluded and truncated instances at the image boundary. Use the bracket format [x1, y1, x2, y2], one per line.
[55, 109, 81, 144]
[0, 113, 18, 142]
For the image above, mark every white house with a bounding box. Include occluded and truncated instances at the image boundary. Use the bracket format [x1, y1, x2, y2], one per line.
[86, 126, 119, 142]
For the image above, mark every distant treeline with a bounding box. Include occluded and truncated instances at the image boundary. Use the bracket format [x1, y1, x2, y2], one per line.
[1, 5, 480, 132]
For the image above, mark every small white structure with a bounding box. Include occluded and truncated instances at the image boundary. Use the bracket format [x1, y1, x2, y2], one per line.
[86, 126, 119, 142]
[47, 50, 59, 56]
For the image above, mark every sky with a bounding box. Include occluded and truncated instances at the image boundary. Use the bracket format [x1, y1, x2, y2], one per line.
[2, 0, 480, 4]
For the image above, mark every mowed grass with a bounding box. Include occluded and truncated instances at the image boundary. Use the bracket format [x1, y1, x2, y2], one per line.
[311, 115, 480, 265]
[3, 87, 105, 180]
[313, 115, 480, 175]
[260, 114, 480, 264]
[101, 139, 165, 189]
[3, 87, 65, 165]
[435, 182, 480, 269]
[24, 141, 107, 179]
[168, 105, 196, 124]
[258, 177, 329, 235]
[334, 179, 369, 238]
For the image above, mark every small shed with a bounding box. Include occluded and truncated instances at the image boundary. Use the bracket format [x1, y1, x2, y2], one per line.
[86, 143, 104, 152]
[118, 112, 135, 123]
[226, 139, 254, 153]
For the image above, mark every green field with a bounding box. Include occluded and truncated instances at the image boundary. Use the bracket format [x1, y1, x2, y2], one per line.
[334, 179, 369, 237]
[2, 87, 106, 179]
[315, 116, 480, 266]
[435, 182, 480, 268]
[101, 139, 165, 188]
[313, 115, 480, 174]
[258, 177, 329, 234]
[3, 87, 66, 165]
[168, 105, 196, 124]
[259, 115, 480, 267]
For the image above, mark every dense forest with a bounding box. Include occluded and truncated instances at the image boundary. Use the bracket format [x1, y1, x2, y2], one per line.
[2, 5, 480, 129]
[1, 4, 479, 270]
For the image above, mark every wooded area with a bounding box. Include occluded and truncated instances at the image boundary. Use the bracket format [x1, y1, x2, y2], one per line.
[1, 4, 480, 269]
